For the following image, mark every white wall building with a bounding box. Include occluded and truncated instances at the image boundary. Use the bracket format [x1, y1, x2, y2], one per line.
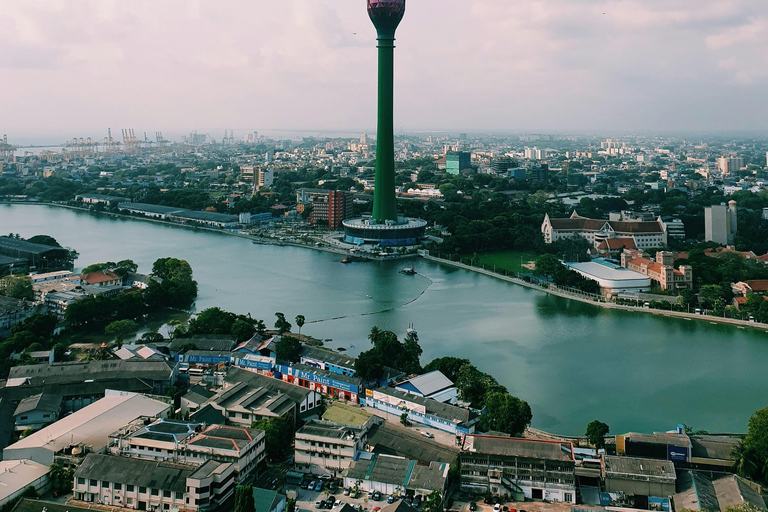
[705, 201, 738, 245]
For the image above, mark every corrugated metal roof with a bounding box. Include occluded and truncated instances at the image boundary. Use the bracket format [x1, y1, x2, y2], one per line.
[397, 371, 454, 397]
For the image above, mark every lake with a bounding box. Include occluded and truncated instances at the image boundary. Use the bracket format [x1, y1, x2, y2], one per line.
[2, 203, 767, 435]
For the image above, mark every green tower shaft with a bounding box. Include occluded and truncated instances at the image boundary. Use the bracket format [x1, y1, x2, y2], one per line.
[371, 36, 398, 224]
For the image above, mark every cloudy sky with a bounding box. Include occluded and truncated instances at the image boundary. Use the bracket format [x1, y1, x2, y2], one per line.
[2, 0, 767, 141]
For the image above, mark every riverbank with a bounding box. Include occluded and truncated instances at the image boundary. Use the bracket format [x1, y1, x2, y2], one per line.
[422, 253, 768, 332]
[1, 201, 416, 262]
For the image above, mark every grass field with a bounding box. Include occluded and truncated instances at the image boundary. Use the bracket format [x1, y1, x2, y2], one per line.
[476, 250, 538, 273]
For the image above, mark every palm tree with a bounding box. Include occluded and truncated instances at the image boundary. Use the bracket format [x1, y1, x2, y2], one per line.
[295, 315, 305, 338]
[368, 326, 381, 345]
[732, 443, 758, 479]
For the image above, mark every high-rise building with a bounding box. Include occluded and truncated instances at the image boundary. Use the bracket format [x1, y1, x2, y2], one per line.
[257, 168, 274, 190]
[492, 156, 516, 175]
[446, 151, 471, 175]
[716, 156, 745, 175]
[705, 201, 737, 245]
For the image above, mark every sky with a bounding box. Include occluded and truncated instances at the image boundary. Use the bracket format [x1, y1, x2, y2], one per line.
[1, 0, 767, 142]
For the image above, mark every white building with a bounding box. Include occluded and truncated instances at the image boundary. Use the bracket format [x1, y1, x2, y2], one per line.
[705, 201, 737, 245]
[566, 260, 651, 296]
[542, 212, 668, 249]
[0, 459, 51, 506]
[395, 371, 457, 404]
[294, 420, 366, 475]
[73, 454, 235, 511]
[3, 393, 171, 465]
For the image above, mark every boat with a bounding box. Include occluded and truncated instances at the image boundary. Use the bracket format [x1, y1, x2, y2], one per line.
[400, 264, 416, 275]
[342, 257, 350, 264]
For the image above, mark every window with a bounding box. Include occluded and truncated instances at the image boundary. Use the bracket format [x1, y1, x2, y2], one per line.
[90, 479, 98, 487]
[20, 416, 27, 420]
[151, 489, 159, 496]
[564, 494, 573, 503]
[102, 481, 110, 488]
[139, 486, 147, 494]
[176, 492, 183, 500]
[78, 478, 85, 486]
[164, 505, 170, 510]
[114, 483, 122, 491]
[127, 485, 135, 492]
[164, 491, 172, 498]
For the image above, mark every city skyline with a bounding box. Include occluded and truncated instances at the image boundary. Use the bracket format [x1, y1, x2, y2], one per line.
[1, 0, 767, 139]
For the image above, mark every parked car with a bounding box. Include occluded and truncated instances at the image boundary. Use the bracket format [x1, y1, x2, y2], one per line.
[350, 489, 359, 499]
[315, 481, 324, 492]
[343, 488, 351, 496]
[469, 503, 477, 511]
[326, 497, 336, 508]
[300, 481, 309, 490]
[368, 490, 375, 499]
[319, 474, 333, 481]
[387, 495, 395, 504]
[333, 502, 344, 509]
[315, 501, 324, 509]
[373, 491, 382, 501]
[413, 495, 422, 506]
[494, 504, 502, 512]
[420, 431, 434, 439]
[484, 498, 493, 505]
[329, 481, 339, 492]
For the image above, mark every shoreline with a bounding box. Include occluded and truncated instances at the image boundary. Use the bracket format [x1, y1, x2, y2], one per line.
[5, 201, 765, 331]
[1, 201, 415, 262]
[422, 253, 768, 332]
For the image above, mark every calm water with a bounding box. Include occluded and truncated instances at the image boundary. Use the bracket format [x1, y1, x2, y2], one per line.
[2, 204, 767, 435]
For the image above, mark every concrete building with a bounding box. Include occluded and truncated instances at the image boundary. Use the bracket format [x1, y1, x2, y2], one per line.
[603, 456, 676, 499]
[73, 454, 235, 512]
[716, 156, 744, 175]
[111, 419, 265, 480]
[3, 393, 171, 466]
[0, 236, 71, 270]
[459, 435, 576, 504]
[13, 393, 62, 431]
[365, 387, 478, 435]
[344, 453, 449, 497]
[75, 194, 129, 205]
[394, 371, 457, 404]
[673, 473, 765, 512]
[207, 381, 298, 426]
[300, 346, 357, 377]
[223, 368, 323, 420]
[705, 201, 738, 245]
[621, 250, 693, 291]
[278, 363, 363, 403]
[322, 402, 376, 432]
[0, 459, 51, 506]
[294, 420, 367, 475]
[169, 210, 239, 229]
[542, 213, 668, 248]
[118, 203, 187, 219]
[365, 422, 459, 465]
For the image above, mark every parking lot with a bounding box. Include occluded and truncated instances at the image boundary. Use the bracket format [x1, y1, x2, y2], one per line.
[292, 478, 426, 512]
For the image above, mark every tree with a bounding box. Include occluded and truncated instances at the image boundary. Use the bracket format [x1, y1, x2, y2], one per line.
[295, 315, 305, 337]
[140, 332, 165, 344]
[26, 235, 61, 247]
[423, 491, 443, 512]
[252, 416, 295, 462]
[0, 276, 33, 300]
[104, 319, 138, 348]
[49, 462, 75, 494]
[355, 349, 384, 381]
[275, 336, 302, 363]
[742, 407, 768, 481]
[479, 391, 532, 437]
[699, 284, 727, 310]
[585, 420, 610, 451]
[234, 485, 256, 512]
[400, 412, 409, 427]
[533, 254, 564, 279]
[423, 357, 471, 382]
[274, 312, 292, 335]
[732, 442, 758, 479]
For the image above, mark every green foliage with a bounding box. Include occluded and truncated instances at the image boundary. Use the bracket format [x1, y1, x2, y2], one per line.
[455, 363, 506, 408]
[252, 416, 295, 462]
[295, 315, 305, 336]
[146, 257, 198, 308]
[49, 462, 75, 493]
[479, 391, 532, 437]
[585, 420, 610, 450]
[355, 327, 423, 381]
[423, 357, 471, 382]
[104, 319, 139, 347]
[274, 312, 292, 335]
[234, 485, 256, 512]
[400, 412, 409, 427]
[533, 254, 600, 294]
[275, 336, 302, 363]
[0, 275, 33, 300]
[26, 235, 61, 247]
[740, 407, 768, 482]
[423, 491, 443, 512]
[82, 259, 137, 278]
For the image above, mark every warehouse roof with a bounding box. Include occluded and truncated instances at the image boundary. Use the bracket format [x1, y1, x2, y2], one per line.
[373, 387, 476, 425]
[300, 346, 357, 369]
[170, 335, 237, 353]
[396, 371, 454, 397]
[346, 453, 448, 492]
[118, 202, 187, 215]
[13, 393, 62, 417]
[225, 368, 314, 404]
[604, 456, 675, 482]
[0, 460, 50, 504]
[75, 454, 193, 494]
[297, 420, 362, 441]
[188, 425, 261, 452]
[462, 435, 575, 462]
[7, 360, 175, 386]
[0, 237, 68, 256]
[3, 394, 170, 462]
[171, 210, 238, 223]
[366, 423, 459, 465]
